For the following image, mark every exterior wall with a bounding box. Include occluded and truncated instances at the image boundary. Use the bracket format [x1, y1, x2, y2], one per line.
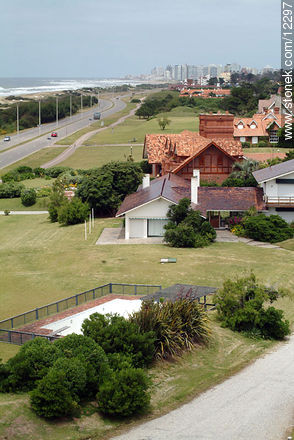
[124, 198, 174, 239]
[265, 207, 294, 223]
[175, 146, 234, 184]
[199, 114, 234, 139]
[264, 172, 294, 198]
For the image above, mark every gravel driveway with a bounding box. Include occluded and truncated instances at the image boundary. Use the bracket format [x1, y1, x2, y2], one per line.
[111, 336, 294, 440]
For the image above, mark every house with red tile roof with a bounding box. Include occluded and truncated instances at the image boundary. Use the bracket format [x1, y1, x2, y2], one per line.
[116, 172, 266, 238]
[179, 88, 231, 98]
[233, 112, 283, 145]
[143, 130, 243, 184]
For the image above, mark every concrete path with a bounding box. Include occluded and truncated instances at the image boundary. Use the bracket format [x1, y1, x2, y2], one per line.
[112, 336, 294, 440]
[0, 210, 48, 215]
[216, 230, 281, 249]
[96, 227, 163, 245]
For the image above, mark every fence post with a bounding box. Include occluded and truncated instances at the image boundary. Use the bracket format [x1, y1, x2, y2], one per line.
[36, 308, 39, 320]
[11, 318, 14, 329]
[8, 330, 11, 343]
[135, 285, 137, 295]
[57, 302, 59, 313]
[75, 295, 78, 306]
[109, 283, 112, 293]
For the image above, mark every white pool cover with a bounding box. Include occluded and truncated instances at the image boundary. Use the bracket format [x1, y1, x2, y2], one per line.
[41, 299, 142, 336]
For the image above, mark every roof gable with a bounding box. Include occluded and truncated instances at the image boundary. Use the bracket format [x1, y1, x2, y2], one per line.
[253, 159, 294, 183]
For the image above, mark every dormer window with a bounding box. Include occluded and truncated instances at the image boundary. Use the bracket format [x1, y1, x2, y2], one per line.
[250, 123, 256, 129]
[238, 124, 243, 129]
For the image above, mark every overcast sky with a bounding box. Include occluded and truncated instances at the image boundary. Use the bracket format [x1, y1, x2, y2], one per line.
[1, 0, 280, 78]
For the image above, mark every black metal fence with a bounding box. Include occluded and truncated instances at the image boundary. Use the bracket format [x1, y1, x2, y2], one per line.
[0, 282, 161, 345]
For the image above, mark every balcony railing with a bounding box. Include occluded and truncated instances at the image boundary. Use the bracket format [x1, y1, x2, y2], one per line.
[265, 196, 294, 206]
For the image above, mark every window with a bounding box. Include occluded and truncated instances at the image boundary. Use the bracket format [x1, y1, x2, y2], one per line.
[250, 124, 256, 129]
[269, 130, 279, 143]
[217, 156, 223, 166]
[240, 136, 246, 142]
[238, 124, 244, 129]
[199, 157, 205, 167]
[147, 219, 169, 237]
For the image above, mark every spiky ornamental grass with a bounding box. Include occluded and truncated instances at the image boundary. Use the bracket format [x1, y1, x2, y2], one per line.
[130, 296, 211, 360]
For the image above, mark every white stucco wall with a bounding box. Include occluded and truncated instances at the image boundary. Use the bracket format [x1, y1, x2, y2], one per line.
[124, 197, 175, 239]
[264, 172, 294, 198]
[265, 207, 294, 223]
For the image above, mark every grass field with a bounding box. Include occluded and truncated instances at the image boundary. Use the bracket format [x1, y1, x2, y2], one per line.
[0, 147, 67, 175]
[84, 107, 199, 146]
[58, 144, 143, 169]
[0, 215, 293, 440]
[0, 197, 49, 211]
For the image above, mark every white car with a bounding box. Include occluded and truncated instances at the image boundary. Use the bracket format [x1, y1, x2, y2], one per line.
[4, 136, 10, 141]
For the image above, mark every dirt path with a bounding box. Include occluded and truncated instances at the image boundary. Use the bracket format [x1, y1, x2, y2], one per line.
[41, 102, 142, 168]
[111, 335, 294, 440]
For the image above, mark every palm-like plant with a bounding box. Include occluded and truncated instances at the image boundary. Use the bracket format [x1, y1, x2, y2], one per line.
[231, 159, 259, 180]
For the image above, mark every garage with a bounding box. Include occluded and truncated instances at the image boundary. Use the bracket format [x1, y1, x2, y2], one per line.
[129, 219, 144, 238]
[147, 219, 169, 237]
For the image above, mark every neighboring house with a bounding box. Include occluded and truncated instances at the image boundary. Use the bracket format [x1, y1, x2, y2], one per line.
[258, 94, 293, 116]
[143, 130, 243, 184]
[253, 159, 294, 223]
[233, 112, 283, 145]
[179, 88, 231, 98]
[116, 172, 265, 238]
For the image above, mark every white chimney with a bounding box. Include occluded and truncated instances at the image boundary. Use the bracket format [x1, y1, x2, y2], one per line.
[142, 174, 150, 189]
[191, 169, 200, 204]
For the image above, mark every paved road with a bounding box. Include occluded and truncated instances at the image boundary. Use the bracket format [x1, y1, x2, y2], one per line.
[0, 97, 126, 169]
[112, 336, 294, 440]
[41, 101, 141, 168]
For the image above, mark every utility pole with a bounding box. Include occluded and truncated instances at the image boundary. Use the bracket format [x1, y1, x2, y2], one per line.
[69, 94, 72, 118]
[80, 94, 83, 119]
[38, 100, 41, 134]
[56, 96, 59, 128]
[16, 103, 19, 135]
[90, 95, 92, 107]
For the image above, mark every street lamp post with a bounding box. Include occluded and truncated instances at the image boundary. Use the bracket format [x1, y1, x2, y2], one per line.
[38, 99, 41, 135]
[56, 97, 59, 128]
[16, 103, 19, 135]
[80, 94, 83, 119]
[69, 94, 72, 119]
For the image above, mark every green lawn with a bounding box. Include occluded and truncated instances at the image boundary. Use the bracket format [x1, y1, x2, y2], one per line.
[0, 215, 293, 439]
[245, 147, 290, 153]
[58, 144, 144, 169]
[84, 107, 199, 146]
[0, 147, 67, 175]
[0, 197, 49, 211]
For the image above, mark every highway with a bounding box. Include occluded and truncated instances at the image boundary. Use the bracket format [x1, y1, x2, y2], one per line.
[0, 97, 126, 169]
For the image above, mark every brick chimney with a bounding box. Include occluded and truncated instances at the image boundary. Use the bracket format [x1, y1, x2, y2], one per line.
[199, 113, 234, 139]
[191, 170, 200, 205]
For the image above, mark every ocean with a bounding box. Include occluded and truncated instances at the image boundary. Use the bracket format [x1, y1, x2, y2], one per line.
[0, 77, 143, 97]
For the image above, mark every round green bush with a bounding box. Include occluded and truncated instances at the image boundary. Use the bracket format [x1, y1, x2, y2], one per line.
[30, 369, 78, 418]
[21, 188, 37, 206]
[97, 368, 151, 417]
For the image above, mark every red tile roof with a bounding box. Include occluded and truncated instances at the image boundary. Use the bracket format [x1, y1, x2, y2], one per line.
[144, 131, 243, 165]
[234, 113, 283, 138]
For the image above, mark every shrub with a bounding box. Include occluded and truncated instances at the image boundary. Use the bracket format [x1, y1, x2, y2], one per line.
[164, 199, 216, 248]
[257, 140, 268, 148]
[4, 209, 10, 216]
[214, 273, 290, 340]
[33, 167, 46, 177]
[57, 197, 89, 225]
[0, 182, 24, 198]
[30, 369, 78, 418]
[243, 214, 294, 243]
[131, 297, 211, 359]
[48, 178, 67, 222]
[1, 338, 60, 392]
[82, 313, 155, 368]
[241, 142, 251, 148]
[45, 166, 72, 178]
[97, 367, 150, 417]
[21, 188, 37, 206]
[231, 225, 245, 236]
[36, 187, 51, 198]
[50, 357, 87, 400]
[54, 334, 109, 395]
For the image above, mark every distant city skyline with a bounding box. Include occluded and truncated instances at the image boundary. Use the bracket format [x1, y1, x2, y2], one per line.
[1, 0, 279, 77]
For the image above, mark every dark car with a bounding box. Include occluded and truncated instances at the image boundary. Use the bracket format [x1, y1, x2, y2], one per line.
[51, 132, 58, 137]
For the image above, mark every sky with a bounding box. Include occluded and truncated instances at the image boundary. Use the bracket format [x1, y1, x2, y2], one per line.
[1, 0, 280, 78]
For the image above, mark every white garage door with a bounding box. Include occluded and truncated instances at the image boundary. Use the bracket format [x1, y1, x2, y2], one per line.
[129, 219, 144, 238]
[148, 219, 169, 237]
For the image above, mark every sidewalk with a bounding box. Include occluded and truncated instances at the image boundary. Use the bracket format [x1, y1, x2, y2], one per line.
[0, 211, 48, 215]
